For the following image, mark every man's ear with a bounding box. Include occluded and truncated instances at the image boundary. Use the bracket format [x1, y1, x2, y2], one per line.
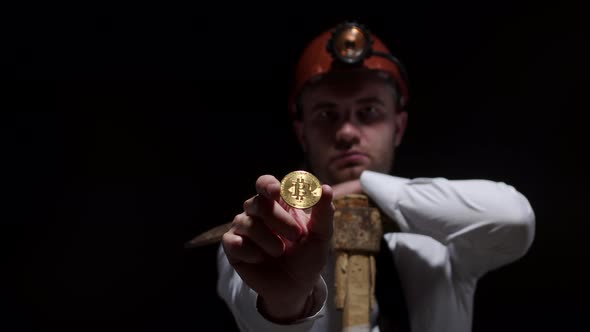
[293, 120, 307, 152]
[394, 111, 408, 147]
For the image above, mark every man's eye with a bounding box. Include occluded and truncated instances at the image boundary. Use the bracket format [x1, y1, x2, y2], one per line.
[316, 110, 339, 122]
[357, 106, 384, 122]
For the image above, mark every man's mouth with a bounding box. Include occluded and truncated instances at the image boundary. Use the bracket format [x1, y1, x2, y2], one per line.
[330, 151, 369, 167]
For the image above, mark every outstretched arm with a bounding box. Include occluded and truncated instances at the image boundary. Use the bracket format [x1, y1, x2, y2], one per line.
[217, 245, 328, 332]
[216, 175, 334, 332]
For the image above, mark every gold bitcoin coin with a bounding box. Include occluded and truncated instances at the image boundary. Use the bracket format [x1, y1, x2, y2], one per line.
[280, 170, 322, 209]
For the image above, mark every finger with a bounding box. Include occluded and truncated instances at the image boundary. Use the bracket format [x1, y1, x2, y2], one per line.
[244, 195, 302, 241]
[255, 175, 281, 201]
[332, 179, 363, 199]
[308, 184, 335, 239]
[222, 232, 266, 264]
[232, 214, 285, 258]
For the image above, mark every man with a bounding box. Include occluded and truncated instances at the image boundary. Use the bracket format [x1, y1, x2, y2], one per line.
[216, 22, 535, 332]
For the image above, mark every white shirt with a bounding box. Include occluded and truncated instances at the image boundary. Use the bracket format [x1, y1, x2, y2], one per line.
[216, 170, 536, 332]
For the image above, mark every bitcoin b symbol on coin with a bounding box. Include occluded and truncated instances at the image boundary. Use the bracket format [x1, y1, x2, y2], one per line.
[280, 170, 322, 209]
[291, 177, 311, 202]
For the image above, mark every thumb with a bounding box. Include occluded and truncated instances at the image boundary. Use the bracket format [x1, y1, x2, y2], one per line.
[308, 184, 334, 239]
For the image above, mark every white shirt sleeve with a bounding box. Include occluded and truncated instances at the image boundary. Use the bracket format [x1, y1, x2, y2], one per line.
[216, 245, 329, 332]
[360, 170, 536, 278]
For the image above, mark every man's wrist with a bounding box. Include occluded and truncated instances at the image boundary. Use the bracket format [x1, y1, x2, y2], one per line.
[257, 289, 315, 324]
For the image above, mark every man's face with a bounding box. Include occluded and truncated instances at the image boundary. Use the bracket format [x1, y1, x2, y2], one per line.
[294, 71, 408, 185]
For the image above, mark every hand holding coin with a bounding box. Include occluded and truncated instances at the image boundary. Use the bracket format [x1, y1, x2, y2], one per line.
[222, 171, 334, 323]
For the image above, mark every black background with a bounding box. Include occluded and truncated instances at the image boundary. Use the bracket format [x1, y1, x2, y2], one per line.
[4, 1, 588, 331]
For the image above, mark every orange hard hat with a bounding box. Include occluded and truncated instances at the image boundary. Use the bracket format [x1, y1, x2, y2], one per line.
[289, 22, 409, 118]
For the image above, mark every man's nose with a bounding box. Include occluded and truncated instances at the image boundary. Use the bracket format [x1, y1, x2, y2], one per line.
[335, 120, 361, 148]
